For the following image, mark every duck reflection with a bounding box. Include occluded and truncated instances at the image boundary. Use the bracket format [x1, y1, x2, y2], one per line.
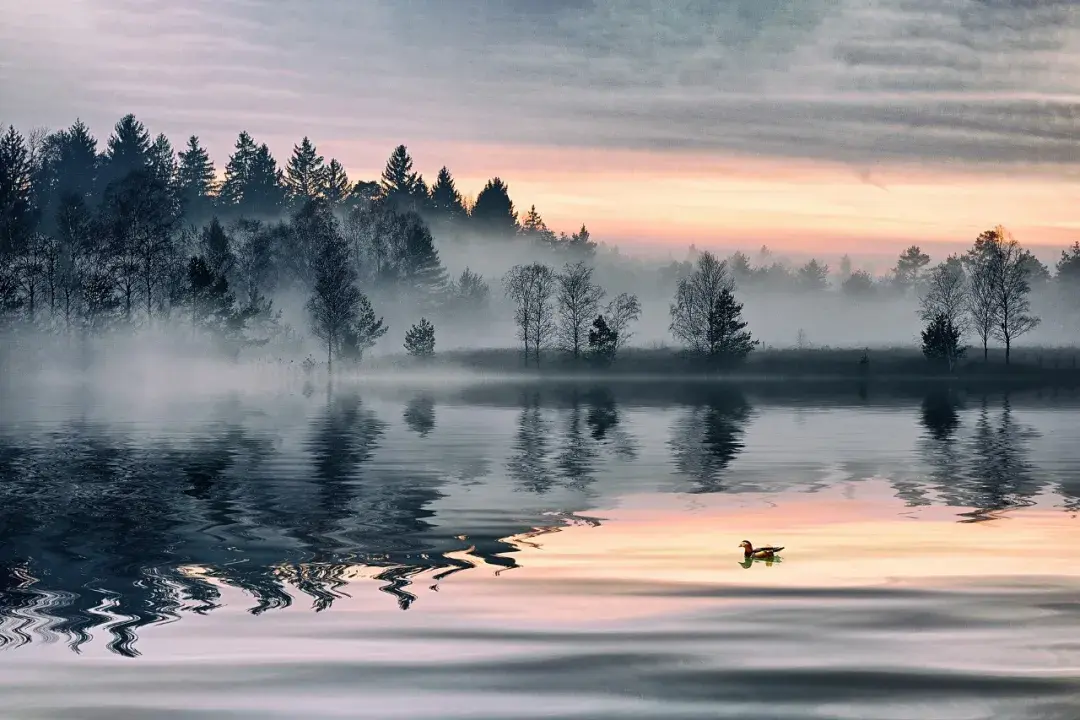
[738, 556, 783, 569]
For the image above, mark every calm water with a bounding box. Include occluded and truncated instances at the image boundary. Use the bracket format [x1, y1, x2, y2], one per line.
[0, 378, 1078, 719]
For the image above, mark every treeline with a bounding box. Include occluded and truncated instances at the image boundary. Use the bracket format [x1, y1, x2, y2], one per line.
[0, 115, 597, 362]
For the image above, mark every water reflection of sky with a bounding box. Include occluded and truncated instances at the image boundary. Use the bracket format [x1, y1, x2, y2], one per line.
[0, 381, 1079, 661]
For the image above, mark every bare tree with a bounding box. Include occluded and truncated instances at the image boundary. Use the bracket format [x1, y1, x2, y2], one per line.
[555, 261, 605, 359]
[964, 239, 998, 362]
[669, 251, 738, 354]
[987, 226, 1040, 364]
[920, 256, 968, 332]
[605, 292, 641, 352]
[504, 262, 556, 366]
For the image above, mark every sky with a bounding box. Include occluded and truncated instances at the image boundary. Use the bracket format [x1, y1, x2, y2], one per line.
[2, 0, 1080, 263]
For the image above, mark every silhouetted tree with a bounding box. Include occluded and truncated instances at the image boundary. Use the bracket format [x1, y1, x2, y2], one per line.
[921, 312, 965, 372]
[321, 159, 350, 206]
[797, 259, 829, 291]
[218, 131, 258, 210]
[101, 114, 151, 189]
[566, 225, 597, 260]
[395, 212, 448, 306]
[964, 231, 998, 362]
[472, 177, 517, 239]
[404, 317, 435, 358]
[504, 262, 556, 365]
[339, 294, 387, 364]
[0, 126, 36, 257]
[285, 137, 325, 207]
[200, 218, 235, 279]
[838, 254, 853, 281]
[429, 166, 466, 222]
[604, 292, 641, 353]
[587, 315, 617, 365]
[920, 256, 968, 333]
[177, 135, 217, 223]
[893, 245, 930, 292]
[520, 205, 556, 249]
[555, 261, 605, 359]
[308, 230, 363, 372]
[986, 227, 1040, 364]
[380, 144, 419, 209]
[670, 251, 757, 361]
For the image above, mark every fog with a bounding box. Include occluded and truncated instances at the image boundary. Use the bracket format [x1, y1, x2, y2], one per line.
[2, 119, 1079, 389]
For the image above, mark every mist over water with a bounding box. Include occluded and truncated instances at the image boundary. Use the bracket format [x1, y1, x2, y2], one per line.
[1, 376, 1078, 718]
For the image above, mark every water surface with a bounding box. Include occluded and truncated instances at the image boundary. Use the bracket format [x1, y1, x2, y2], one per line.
[1, 379, 1078, 719]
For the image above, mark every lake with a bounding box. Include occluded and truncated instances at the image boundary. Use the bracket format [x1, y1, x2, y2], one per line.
[1, 376, 1078, 719]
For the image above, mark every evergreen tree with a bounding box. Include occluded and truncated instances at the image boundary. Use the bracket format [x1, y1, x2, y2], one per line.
[430, 166, 466, 220]
[245, 143, 286, 217]
[449, 267, 490, 313]
[348, 180, 380, 208]
[307, 230, 367, 371]
[380, 144, 418, 207]
[921, 312, 965, 372]
[669, 252, 757, 361]
[567, 224, 596, 259]
[218, 131, 260, 213]
[285, 136, 325, 207]
[471, 177, 517, 238]
[797, 259, 829, 291]
[200, 217, 235, 278]
[587, 315, 617, 365]
[321, 159, 351, 206]
[177, 135, 217, 222]
[397, 211, 448, 304]
[340, 293, 388, 363]
[404, 317, 436, 358]
[520, 205, 556, 248]
[0, 126, 36, 256]
[102, 114, 151, 188]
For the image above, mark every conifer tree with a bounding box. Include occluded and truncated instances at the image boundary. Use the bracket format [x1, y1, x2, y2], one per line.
[430, 166, 465, 220]
[321, 159, 351, 206]
[471, 177, 517, 238]
[397, 212, 448, 304]
[177, 135, 217, 221]
[285, 136, 325, 207]
[0, 126, 36, 256]
[218, 131, 258, 210]
[380, 145, 418, 206]
[404, 317, 436, 358]
[245, 143, 285, 217]
[102, 114, 151, 188]
[520, 205, 556, 248]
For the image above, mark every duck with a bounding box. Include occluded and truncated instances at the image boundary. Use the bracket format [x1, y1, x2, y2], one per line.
[739, 540, 784, 559]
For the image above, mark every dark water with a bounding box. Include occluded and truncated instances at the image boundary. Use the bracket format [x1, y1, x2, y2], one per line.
[1, 378, 1078, 719]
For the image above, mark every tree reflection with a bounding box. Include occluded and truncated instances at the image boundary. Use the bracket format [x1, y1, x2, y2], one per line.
[403, 394, 436, 437]
[668, 389, 752, 493]
[507, 392, 555, 494]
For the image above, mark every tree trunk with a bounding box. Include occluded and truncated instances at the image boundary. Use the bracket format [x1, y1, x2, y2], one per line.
[327, 336, 333, 375]
[983, 339, 988, 362]
[1005, 337, 1011, 365]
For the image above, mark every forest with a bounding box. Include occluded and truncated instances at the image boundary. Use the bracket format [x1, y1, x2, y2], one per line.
[2, 115, 1080, 376]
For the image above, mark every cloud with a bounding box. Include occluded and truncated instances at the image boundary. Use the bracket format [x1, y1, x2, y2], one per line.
[2, 0, 1080, 172]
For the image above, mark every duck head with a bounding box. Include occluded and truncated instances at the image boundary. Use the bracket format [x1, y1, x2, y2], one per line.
[738, 540, 752, 552]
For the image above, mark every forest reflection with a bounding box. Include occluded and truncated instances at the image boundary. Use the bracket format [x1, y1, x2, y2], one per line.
[0, 383, 1077, 655]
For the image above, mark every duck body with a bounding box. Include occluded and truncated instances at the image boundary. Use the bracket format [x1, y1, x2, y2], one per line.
[739, 540, 784, 559]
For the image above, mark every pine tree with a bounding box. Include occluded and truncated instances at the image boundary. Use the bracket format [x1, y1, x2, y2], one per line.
[430, 166, 465, 220]
[102, 114, 151, 188]
[404, 317, 436, 358]
[587, 315, 617, 365]
[245, 143, 285, 217]
[307, 230, 376, 371]
[397, 212, 448, 304]
[218, 131, 258, 210]
[321, 159, 351, 206]
[0, 126, 36, 256]
[285, 136, 325, 207]
[200, 217, 235, 277]
[520, 205, 556, 248]
[340, 293, 388, 363]
[567, 224, 596, 259]
[921, 312, 965, 372]
[471, 177, 517, 238]
[147, 133, 180, 218]
[380, 145, 418, 206]
[177, 135, 217, 221]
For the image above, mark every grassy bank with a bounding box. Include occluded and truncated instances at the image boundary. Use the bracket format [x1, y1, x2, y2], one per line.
[365, 345, 1080, 384]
